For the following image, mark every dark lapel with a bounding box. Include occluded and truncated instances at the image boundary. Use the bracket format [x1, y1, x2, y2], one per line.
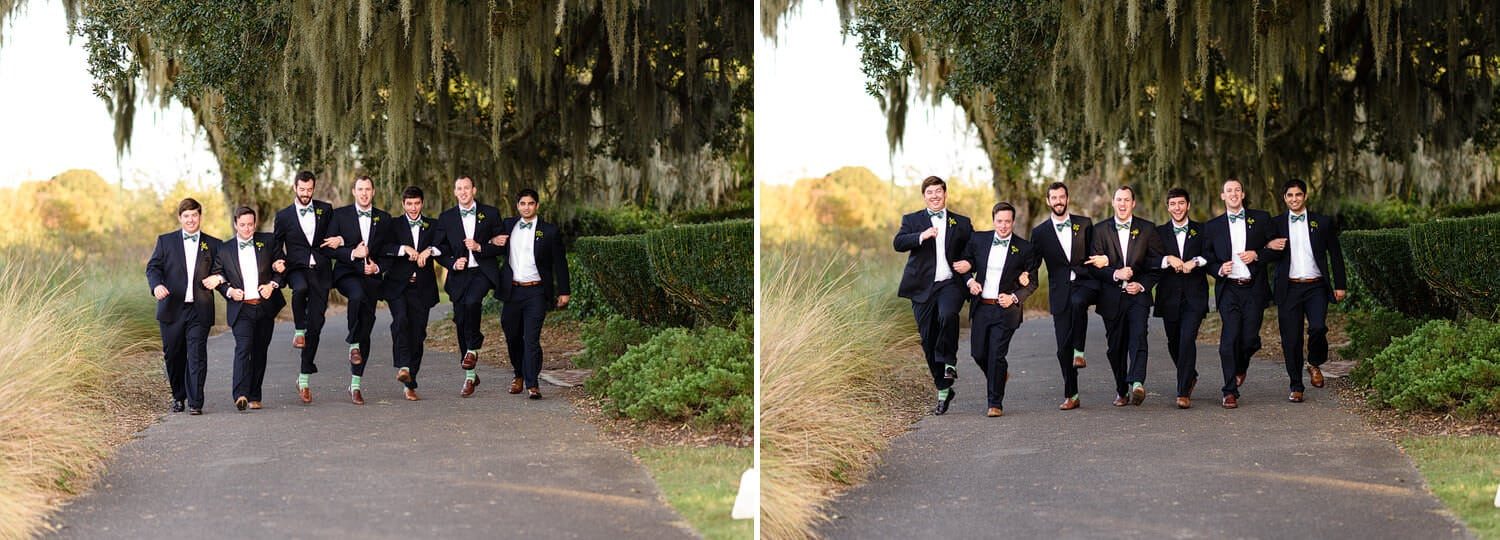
[224, 239, 248, 287]
[1101, 220, 1124, 262]
[530, 219, 545, 267]
[1124, 219, 1143, 264]
[1069, 215, 1087, 262]
[1164, 223, 1183, 258]
[1306, 212, 1324, 256]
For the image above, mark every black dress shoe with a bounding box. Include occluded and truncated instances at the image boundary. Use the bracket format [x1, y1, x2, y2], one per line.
[170, 400, 185, 413]
[933, 389, 955, 415]
[189, 408, 203, 415]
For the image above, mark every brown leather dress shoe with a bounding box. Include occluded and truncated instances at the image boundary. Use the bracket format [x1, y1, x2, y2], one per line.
[527, 387, 541, 400]
[986, 407, 1003, 417]
[404, 388, 420, 401]
[299, 386, 313, 404]
[1112, 395, 1129, 407]
[1221, 395, 1238, 409]
[349, 348, 364, 366]
[461, 351, 478, 370]
[292, 334, 306, 349]
[1073, 353, 1086, 369]
[1308, 365, 1325, 388]
[1288, 391, 1304, 403]
[1234, 372, 1246, 387]
[235, 396, 248, 411]
[1175, 397, 1191, 409]
[1059, 397, 1080, 410]
[461, 377, 479, 397]
[350, 388, 365, 405]
[248, 401, 263, 410]
[509, 377, 524, 394]
[396, 368, 412, 384]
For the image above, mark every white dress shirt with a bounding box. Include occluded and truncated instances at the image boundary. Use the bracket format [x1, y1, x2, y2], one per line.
[1287, 212, 1322, 279]
[981, 235, 1011, 300]
[930, 209, 952, 282]
[237, 236, 262, 300]
[1226, 211, 1251, 279]
[296, 201, 317, 265]
[1114, 219, 1132, 262]
[182, 231, 199, 303]
[354, 205, 373, 261]
[406, 216, 423, 248]
[509, 218, 542, 282]
[1051, 215, 1075, 281]
[459, 203, 478, 267]
[1162, 220, 1207, 269]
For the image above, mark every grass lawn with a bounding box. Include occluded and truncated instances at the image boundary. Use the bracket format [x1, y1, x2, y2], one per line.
[636, 445, 753, 540]
[1402, 435, 1500, 539]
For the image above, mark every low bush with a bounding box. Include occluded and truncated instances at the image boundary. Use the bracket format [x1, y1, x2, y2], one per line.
[575, 315, 658, 369]
[1351, 318, 1500, 418]
[1410, 213, 1500, 320]
[1339, 307, 1423, 362]
[646, 220, 752, 326]
[588, 323, 752, 432]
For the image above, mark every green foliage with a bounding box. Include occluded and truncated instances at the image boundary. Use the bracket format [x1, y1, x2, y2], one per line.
[1351, 319, 1500, 418]
[1339, 307, 1424, 362]
[588, 323, 752, 432]
[1341, 228, 1457, 318]
[575, 315, 658, 369]
[1410, 214, 1500, 320]
[575, 234, 694, 326]
[673, 200, 753, 224]
[561, 206, 670, 242]
[646, 220, 752, 327]
[1335, 200, 1436, 231]
[564, 252, 615, 321]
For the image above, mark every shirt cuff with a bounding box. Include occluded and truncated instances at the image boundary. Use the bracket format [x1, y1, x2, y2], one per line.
[1194, 256, 1207, 266]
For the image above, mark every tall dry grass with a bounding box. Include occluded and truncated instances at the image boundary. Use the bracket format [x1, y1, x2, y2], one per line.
[0, 249, 162, 538]
[759, 242, 927, 539]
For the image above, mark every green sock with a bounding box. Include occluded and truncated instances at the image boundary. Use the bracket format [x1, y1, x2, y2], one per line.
[465, 369, 476, 381]
[1071, 394, 1080, 400]
[298, 373, 309, 389]
[350, 375, 362, 390]
[1074, 349, 1085, 358]
[938, 388, 951, 401]
[295, 329, 305, 338]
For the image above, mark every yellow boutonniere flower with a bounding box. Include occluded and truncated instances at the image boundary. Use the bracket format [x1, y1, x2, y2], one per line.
[948, 217, 956, 227]
[535, 231, 545, 239]
[254, 241, 264, 249]
[1310, 221, 1319, 229]
[316, 208, 324, 216]
[1189, 228, 1198, 237]
[1130, 229, 1140, 238]
[420, 221, 429, 229]
[1072, 224, 1081, 232]
[1010, 245, 1019, 255]
[1248, 218, 1257, 225]
[373, 216, 381, 223]
[200, 242, 209, 252]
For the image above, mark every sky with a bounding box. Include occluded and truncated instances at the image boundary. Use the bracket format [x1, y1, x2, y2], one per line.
[754, 1, 993, 186]
[0, 0, 219, 191]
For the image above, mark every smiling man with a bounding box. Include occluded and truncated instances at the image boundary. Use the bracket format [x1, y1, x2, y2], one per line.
[1029, 181, 1099, 410]
[272, 171, 336, 403]
[1087, 186, 1166, 407]
[491, 188, 570, 400]
[1264, 179, 1347, 403]
[146, 198, 222, 415]
[321, 175, 392, 405]
[207, 207, 285, 411]
[1152, 188, 1210, 409]
[435, 176, 507, 397]
[893, 176, 974, 415]
[959, 202, 1038, 417]
[1201, 178, 1275, 409]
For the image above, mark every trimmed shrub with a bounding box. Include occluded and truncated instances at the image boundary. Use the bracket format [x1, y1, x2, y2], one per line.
[565, 252, 615, 321]
[1335, 199, 1435, 231]
[1342, 228, 1456, 318]
[673, 201, 753, 224]
[646, 219, 752, 326]
[588, 323, 752, 432]
[560, 205, 669, 243]
[575, 315, 658, 369]
[1339, 307, 1423, 362]
[574, 234, 694, 326]
[1410, 213, 1500, 320]
[1350, 318, 1500, 418]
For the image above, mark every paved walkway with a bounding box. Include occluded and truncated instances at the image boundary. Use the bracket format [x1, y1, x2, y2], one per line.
[48, 307, 691, 539]
[821, 318, 1471, 539]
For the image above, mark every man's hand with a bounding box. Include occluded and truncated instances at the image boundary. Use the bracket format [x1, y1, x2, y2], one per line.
[272, 259, 286, 273]
[1086, 255, 1110, 268]
[1165, 255, 1183, 271]
[202, 275, 225, 289]
[1113, 267, 1133, 282]
[228, 288, 244, 301]
[364, 261, 379, 275]
[258, 283, 275, 299]
[1019, 271, 1030, 287]
[153, 285, 170, 300]
[1180, 259, 1198, 273]
[1237, 250, 1257, 264]
[454, 257, 467, 271]
[320, 236, 343, 249]
[920, 227, 938, 242]
[1266, 238, 1287, 251]
[491, 235, 509, 247]
[952, 260, 972, 274]
[556, 295, 571, 309]
[1219, 261, 1235, 277]
[400, 246, 418, 260]
[464, 238, 482, 251]
[1334, 289, 1347, 302]
[967, 278, 983, 295]
[351, 242, 368, 259]
[1124, 282, 1144, 295]
[416, 250, 429, 268]
[998, 293, 1016, 308]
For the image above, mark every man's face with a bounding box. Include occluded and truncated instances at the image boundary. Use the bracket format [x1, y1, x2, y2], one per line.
[179, 209, 201, 234]
[353, 179, 374, 208]
[1047, 188, 1069, 217]
[517, 195, 538, 219]
[923, 185, 947, 211]
[295, 179, 315, 206]
[1221, 180, 1245, 211]
[1167, 196, 1189, 223]
[235, 213, 257, 240]
[992, 210, 1014, 238]
[1113, 189, 1136, 220]
[1284, 186, 1307, 213]
[403, 197, 424, 219]
[454, 178, 475, 206]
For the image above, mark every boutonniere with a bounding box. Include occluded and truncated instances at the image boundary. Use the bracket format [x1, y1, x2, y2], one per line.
[477, 213, 486, 222]
[1130, 228, 1140, 238]
[372, 216, 381, 224]
[420, 221, 429, 229]
[1247, 218, 1257, 225]
[535, 230, 545, 239]
[200, 242, 209, 252]
[1072, 223, 1081, 232]
[1189, 228, 1198, 237]
[315, 208, 324, 216]
[1309, 220, 1319, 229]
[1010, 245, 1019, 255]
[254, 241, 265, 249]
[948, 217, 956, 227]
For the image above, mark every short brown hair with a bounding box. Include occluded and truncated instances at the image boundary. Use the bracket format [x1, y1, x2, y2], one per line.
[921, 176, 946, 193]
[176, 198, 202, 216]
[353, 175, 374, 189]
[232, 206, 257, 221]
[991, 201, 1016, 219]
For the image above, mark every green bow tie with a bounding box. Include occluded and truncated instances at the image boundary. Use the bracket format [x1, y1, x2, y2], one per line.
[1174, 226, 1188, 235]
[299, 207, 314, 216]
[928, 210, 944, 219]
[1290, 214, 1306, 223]
[1055, 220, 1070, 232]
[1116, 222, 1131, 231]
[460, 207, 476, 217]
[519, 221, 534, 230]
[1228, 212, 1244, 223]
[183, 233, 199, 242]
[992, 237, 1009, 247]
[408, 218, 422, 227]
[239, 240, 254, 249]
[357, 209, 372, 218]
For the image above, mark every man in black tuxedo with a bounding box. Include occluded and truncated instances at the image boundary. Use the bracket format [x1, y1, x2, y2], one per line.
[1264, 178, 1348, 403]
[273, 171, 336, 404]
[490, 188, 570, 399]
[321, 175, 391, 405]
[1152, 188, 1211, 409]
[380, 186, 441, 401]
[1087, 186, 1165, 407]
[959, 202, 1039, 417]
[434, 175, 507, 397]
[146, 198, 221, 415]
[893, 176, 973, 415]
[1200, 178, 1275, 409]
[1029, 181, 1098, 410]
[207, 207, 285, 411]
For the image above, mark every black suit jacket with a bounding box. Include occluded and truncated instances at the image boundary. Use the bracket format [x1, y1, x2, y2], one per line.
[146, 229, 221, 324]
[1266, 211, 1348, 304]
[1201, 208, 1275, 302]
[495, 217, 570, 308]
[959, 232, 1040, 315]
[1088, 217, 1166, 318]
[380, 215, 441, 307]
[1030, 214, 1098, 315]
[893, 209, 973, 303]
[434, 203, 506, 295]
[323, 205, 393, 283]
[1152, 220, 1210, 320]
[273, 200, 334, 271]
[211, 233, 287, 325]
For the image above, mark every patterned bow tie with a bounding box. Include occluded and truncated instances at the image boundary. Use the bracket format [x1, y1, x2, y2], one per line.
[1228, 212, 1244, 223]
[408, 218, 422, 227]
[928, 210, 944, 219]
[299, 207, 314, 216]
[1116, 222, 1131, 231]
[1174, 226, 1188, 235]
[1290, 214, 1306, 223]
[460, 207, 476, 217]
[1055, 220, 1070, 232]
[183, 232, 199, 242]
[992, 237, 1009, 247]
[519, 221, 534, 230]
[357, 209, 372, 218]
[239, 240, 254, 249]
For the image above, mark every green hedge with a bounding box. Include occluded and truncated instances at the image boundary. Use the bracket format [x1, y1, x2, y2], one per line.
[560, 206, 669, 246]
[1410, 213, 1500, 321]
[673, 201, 753, 224]
[565, 252, 615, 320]
[1342, 228, 1456, 318]
[587, 323, 752, 432]
[646, 219, 753, 327]
[575, 234, 695, 327]
[1335, 199, 1436, 231]
[1350, 318, 1500, 418]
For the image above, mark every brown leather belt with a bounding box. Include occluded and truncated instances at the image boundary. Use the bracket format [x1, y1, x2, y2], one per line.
[979, 298, 1002, 305]
[1289, 277, 1323, 284]
[512, 280, 542, 287]
[242, 298, 263, 305]
[1225, 278, 1253, 287]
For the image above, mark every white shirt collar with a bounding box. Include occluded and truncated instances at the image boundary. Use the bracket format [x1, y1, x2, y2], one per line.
[356, 204, 372, 213]
[1051, 214, 1070, 224]
[458, 202, 476, 212]
[1173, 218, 1189, 227]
